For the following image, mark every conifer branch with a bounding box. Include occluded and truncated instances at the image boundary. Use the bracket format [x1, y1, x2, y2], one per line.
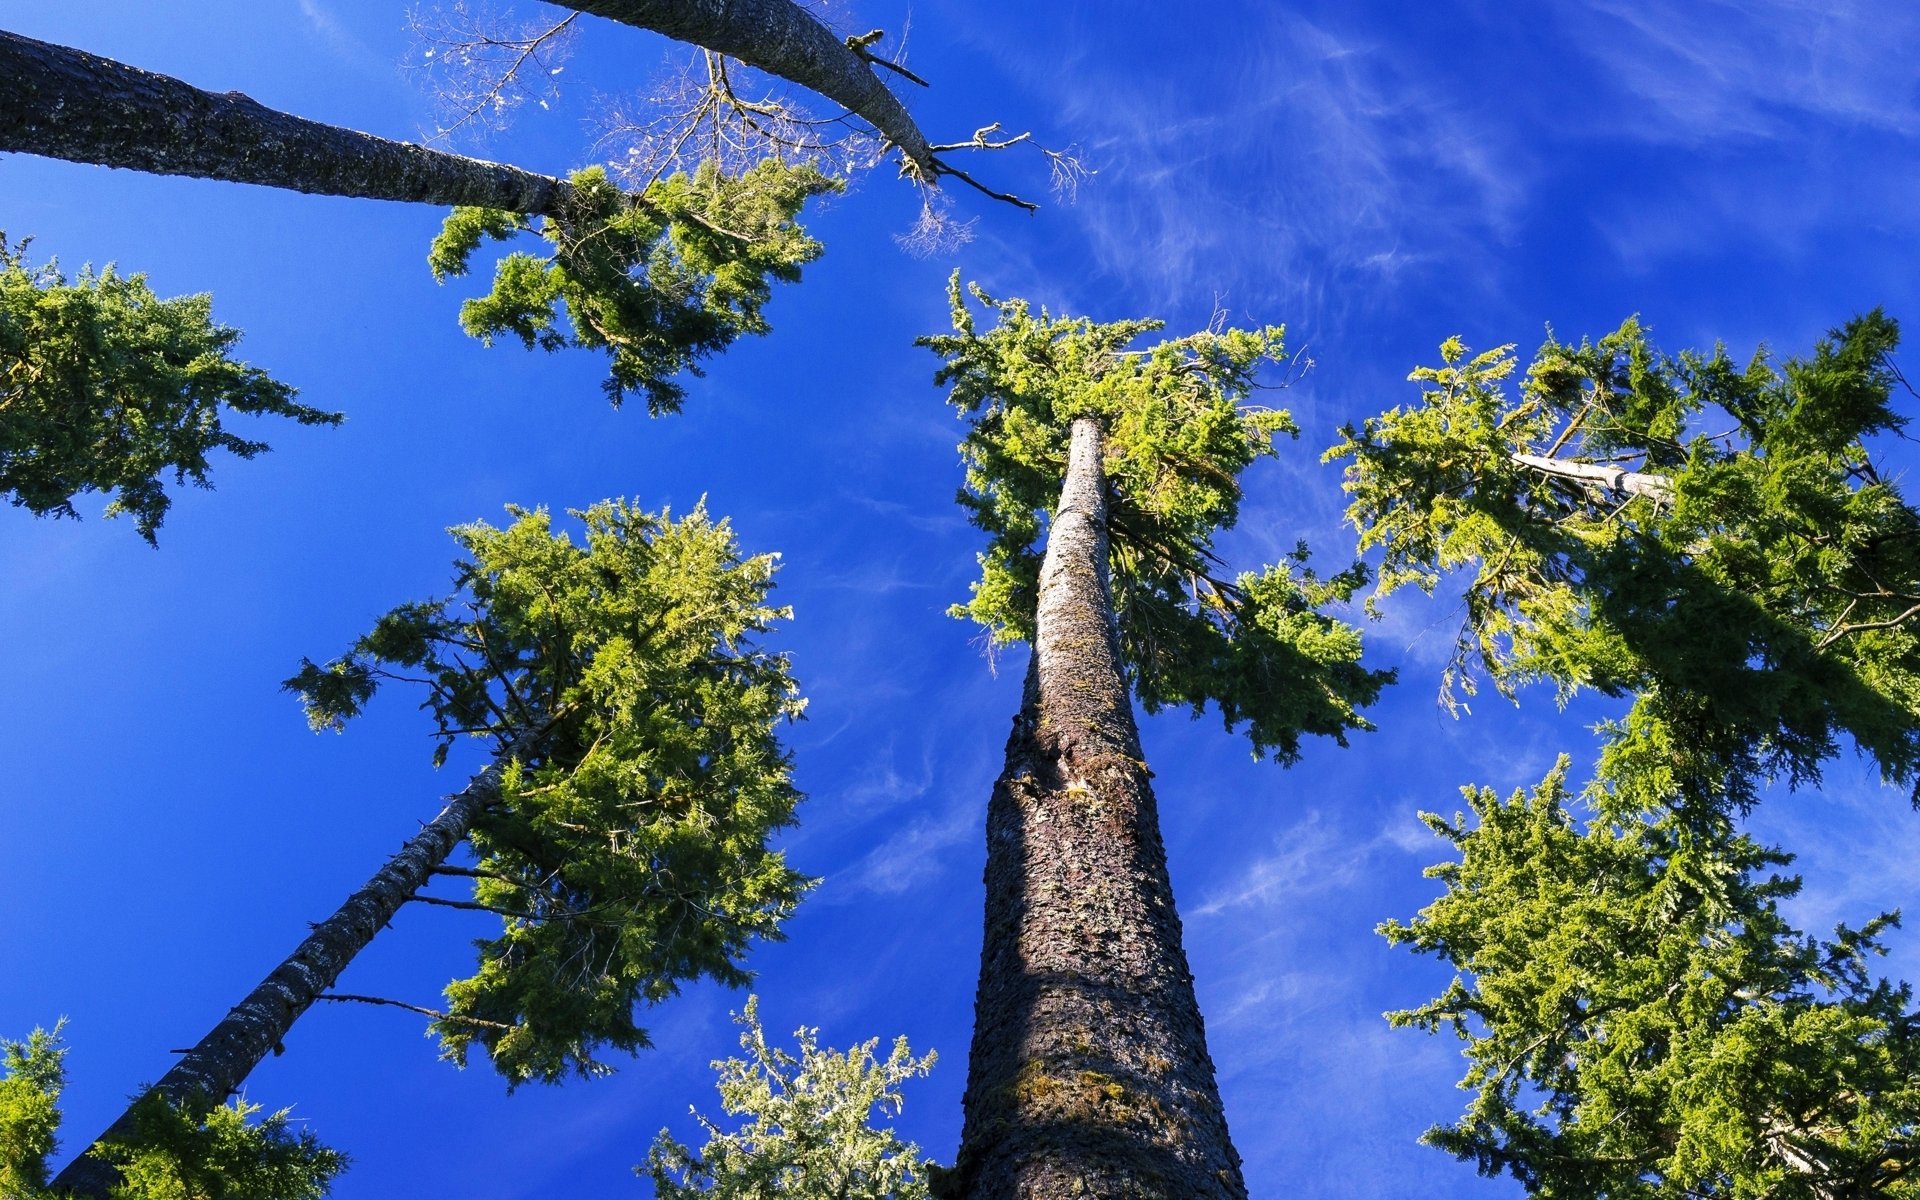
[317, 993, 516, 1032]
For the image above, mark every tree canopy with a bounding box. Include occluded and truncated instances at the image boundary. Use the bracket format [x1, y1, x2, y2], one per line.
[643, 997, 937, 1200]
[428, 160, 838, 414]
[0, 1024, 347, 1200]
[1386, 760, 1920, 1198]
[1331, 311, 1920, 813]
[922, 275, 1389, 762]
[287, 499, 809, 1086]
[0, 234, 338, 542]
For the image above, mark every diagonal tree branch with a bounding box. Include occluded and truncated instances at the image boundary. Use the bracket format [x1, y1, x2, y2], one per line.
[0, 29, 571, 215]
[547, 0, 939, 180]
[49, 724, 552, 1199]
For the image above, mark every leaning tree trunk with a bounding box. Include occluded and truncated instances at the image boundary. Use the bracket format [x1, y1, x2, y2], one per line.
[945, 417, 1247, 1199]
[52, 743, 529, 1199]
[0, 30, 570, 216]
[551, 0, 938, 180]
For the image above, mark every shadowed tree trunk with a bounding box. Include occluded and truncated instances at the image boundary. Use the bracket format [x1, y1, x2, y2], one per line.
[52, 742, 529, 1199]
[0, 30, 570, 215]
[551, 0, 937, 179]
[948, 417, 1246, 1199]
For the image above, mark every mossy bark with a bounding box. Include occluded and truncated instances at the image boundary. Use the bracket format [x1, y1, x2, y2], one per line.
[50, 750, 523, 1198]
[947, 417, 1247, 1199]
[0, 30, 569, 215]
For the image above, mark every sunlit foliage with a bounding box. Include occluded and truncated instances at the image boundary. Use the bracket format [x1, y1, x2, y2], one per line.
[922, 275, 1389, 761]
[0, 1025, 345, 1200]
[429, 161, 837, 414]
[1387, 762, 1920, 1198]
[0, 234, 339, 543]
[286, 500, 809, 1086]
[644, 998, 937, 1200]
[1331, 312, 1920, 812]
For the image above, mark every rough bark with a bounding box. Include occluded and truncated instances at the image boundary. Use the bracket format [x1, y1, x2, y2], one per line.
[51, 744, 528, 1199]
[550, 0, 937, 180]
[0, 30, 570, 215]
[1512, 451, 1674, 501]
[947, 418, 1247, 1199]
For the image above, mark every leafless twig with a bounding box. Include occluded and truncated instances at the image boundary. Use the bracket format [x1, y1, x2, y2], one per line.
[407, 2, 579, 146]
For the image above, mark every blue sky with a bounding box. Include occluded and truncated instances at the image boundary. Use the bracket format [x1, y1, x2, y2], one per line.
[5, 1, 1920, 1196]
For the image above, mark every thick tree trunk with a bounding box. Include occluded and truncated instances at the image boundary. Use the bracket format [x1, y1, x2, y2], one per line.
[947, 417, 1247, 1199]
[51, 747, 525, 1199]
[550, 0, 938, 180]
[0, 30, 570, 215]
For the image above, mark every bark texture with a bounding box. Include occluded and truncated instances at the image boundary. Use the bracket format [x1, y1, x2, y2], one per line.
[0, 30, 570, 215]
[551, 0, 937, 179]
[52, 749, 523, 1198]
[947, 418, 1247, 1199]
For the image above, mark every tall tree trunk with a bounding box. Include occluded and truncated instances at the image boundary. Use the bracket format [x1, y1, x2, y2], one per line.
[947, 417, 1247, 1199]
[550, 0, 938, 180]
[52, 746, 525, 1199]
[0, 30, 570, 216]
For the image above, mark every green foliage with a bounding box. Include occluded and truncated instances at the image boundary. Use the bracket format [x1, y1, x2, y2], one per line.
[0, 1023, 65, 1197]
[284, 500, 810, 1087]
[0, 1026, 342, 1200]
[921, 276, 1389, 761]
[1330, 311, 1920, 810]
[428, 161, 838, 414]
[1385, 761, 1920, 1197]
[643, 998, 937, 1199]
[0, 233, 339, 543]
[100, 1094, 345, 1200]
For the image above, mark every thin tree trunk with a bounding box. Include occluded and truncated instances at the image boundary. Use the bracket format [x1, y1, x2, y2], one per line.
[550, 0, 937, 180]
[946, 417, 1247, 1199]
[1511, 452, 1673, 501]
[0, 30, 570, 215]
[51, 744, 528, 1199]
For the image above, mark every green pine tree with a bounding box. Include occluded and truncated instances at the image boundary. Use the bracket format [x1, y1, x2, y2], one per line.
[55, 500, 807, 1198]
[1348, 312, 1920, 1195]
[920, 277, 1389, 1199]
[1329, 311, 1920, 815]
[1386, 761, 1920, 1198]
[644, 998, 937, 1200]
[428, 159, 838, 413]
[0, 234, 338, 543]
[1, 1024, 346, 1200]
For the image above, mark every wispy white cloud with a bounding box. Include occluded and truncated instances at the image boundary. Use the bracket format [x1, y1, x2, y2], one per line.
[967, 12, 1528, 321]
[807, 559, 943, 593]
[1746, 766, 1920, 960]
[1195, 808, 1429, 918]
[842, 492, 971, 537]
[1561, 0, 1920, 143]
[1361, 584, 1469, 675]
[832, 792, 976, 897]
[295, 0, 392, 80]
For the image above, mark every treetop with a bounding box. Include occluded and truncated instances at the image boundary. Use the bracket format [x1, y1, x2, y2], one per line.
[284, 499, 809, 1087]
[923, 277, 1390, 762]
[1331, 311, 1920, 811]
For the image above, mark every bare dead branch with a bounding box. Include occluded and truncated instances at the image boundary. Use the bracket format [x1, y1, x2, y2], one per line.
[408, 2, 580, 145]
[845, 29, 929, 88]
[318, 992, 516, 1031]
